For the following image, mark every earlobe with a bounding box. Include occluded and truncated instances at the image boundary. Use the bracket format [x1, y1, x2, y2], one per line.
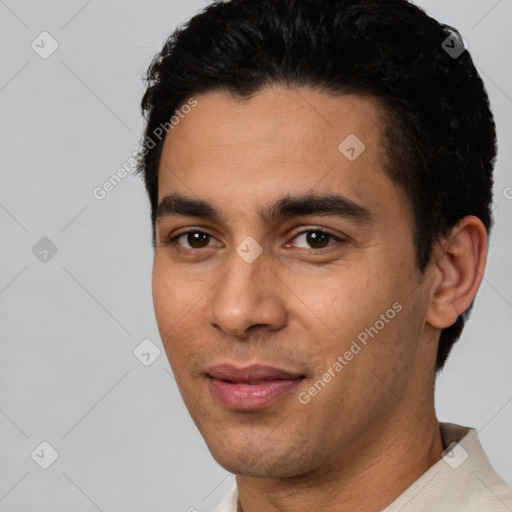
[426, 216, 488, 330]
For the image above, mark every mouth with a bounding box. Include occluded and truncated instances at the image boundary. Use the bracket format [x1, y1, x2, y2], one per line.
[206, 364, 306, 411]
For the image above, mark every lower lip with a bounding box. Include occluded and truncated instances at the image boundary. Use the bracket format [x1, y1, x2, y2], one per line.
[208, 376, 303, 410]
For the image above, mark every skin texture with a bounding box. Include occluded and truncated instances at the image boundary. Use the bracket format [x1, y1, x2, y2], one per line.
[152, 85, 487, 512]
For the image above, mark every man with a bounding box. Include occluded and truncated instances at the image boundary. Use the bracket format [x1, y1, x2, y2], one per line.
[136, 0, 511, 510]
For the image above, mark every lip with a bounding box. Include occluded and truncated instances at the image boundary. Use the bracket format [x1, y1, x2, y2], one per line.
[207, 364, 305, 410]
[207, 364, 303, 382]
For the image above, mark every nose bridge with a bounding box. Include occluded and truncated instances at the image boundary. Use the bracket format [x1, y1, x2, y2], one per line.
[209, 245, 285, 337]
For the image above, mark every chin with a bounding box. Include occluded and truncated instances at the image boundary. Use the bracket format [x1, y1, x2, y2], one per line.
[210, 443, 316, 479]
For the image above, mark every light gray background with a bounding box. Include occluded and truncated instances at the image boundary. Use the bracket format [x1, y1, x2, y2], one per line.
[0, 1, 511, 511]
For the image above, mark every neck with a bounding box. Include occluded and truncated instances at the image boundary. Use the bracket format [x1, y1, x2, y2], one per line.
[235, 413, 444, 512]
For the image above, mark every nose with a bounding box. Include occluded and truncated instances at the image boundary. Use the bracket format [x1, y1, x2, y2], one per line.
[208, 247, 288, 339]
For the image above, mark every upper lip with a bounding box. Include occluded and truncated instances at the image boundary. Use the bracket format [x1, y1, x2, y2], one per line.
[207, 364, 304, 382]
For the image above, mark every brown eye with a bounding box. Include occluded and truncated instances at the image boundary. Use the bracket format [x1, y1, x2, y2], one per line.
[172, 231, 215, 249]
[290, 229, 342, 250]
[305, 231, 330, 249]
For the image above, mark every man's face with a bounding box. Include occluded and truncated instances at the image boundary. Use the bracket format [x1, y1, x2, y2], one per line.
[152, 86, 438, 478]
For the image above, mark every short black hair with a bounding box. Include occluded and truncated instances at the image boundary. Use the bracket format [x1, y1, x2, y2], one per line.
[137, 0, 497, 371]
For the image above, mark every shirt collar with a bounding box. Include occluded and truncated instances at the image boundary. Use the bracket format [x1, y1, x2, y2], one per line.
[384, 422, 511, 511]
[213, 423, 511, 512]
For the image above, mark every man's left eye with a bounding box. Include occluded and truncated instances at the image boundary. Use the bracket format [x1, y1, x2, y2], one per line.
[286, 229, 343, 250]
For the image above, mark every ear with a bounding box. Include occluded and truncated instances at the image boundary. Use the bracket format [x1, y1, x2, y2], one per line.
[426, 216, 488, 329]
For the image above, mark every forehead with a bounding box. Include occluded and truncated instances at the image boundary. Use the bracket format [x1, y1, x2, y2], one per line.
[157, 85, 408, 226]
[160, 85, 387, 167]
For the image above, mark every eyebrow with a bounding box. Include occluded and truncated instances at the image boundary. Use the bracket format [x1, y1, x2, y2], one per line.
[156, 192, 375, 227]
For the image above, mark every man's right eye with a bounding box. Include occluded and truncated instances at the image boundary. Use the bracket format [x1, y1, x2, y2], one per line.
[169, 230, 219, 251]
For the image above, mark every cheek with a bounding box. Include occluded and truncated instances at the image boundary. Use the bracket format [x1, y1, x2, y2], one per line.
[309, 263, 414, 379]
[152, 260, 192, 355]
[311, 267, 391, 340]
[151, 262, 174, 330]
[152, 256, 197, 320]
[152, 257, 215, 378]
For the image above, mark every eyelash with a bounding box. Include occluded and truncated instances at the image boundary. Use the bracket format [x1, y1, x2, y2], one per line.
[167, 228, 345, 253]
